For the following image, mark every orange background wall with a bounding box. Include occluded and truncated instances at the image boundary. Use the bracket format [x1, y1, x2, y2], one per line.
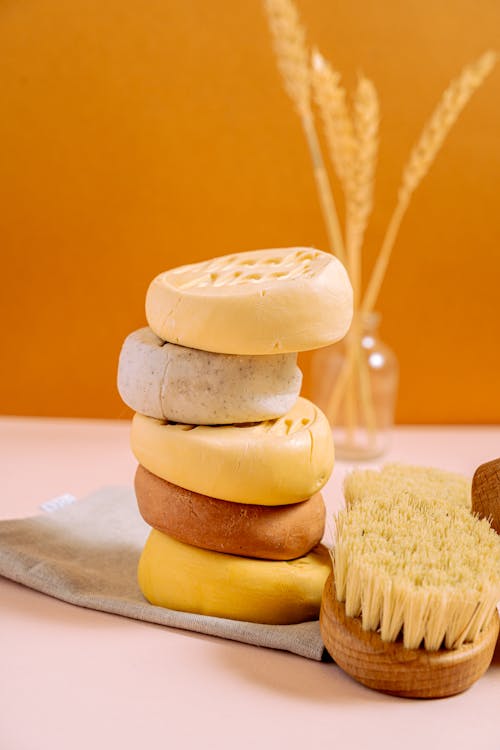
[1, 0, 499, 423]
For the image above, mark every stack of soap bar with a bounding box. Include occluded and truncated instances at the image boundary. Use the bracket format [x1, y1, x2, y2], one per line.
[117, 247, 353, 625]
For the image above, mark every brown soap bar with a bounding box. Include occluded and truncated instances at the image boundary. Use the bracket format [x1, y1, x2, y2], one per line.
[135, 465, 326, 560]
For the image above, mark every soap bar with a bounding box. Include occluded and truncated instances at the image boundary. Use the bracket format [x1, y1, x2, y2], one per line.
[130, 397, 334, 504]
[117, 327, 302, 424]
[135, 465, 326, 560]
[145, 247, 353, 354]
[138, 529, 332, 624]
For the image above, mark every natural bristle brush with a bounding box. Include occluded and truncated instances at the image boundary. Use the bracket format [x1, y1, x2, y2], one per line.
[320, 492, 500, 698]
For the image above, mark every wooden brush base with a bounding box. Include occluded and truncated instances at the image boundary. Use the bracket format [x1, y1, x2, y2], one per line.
[320, 573, 499, 699]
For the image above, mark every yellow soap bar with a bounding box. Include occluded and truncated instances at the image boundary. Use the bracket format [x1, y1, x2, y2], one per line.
[130, 397, 334, 504]
[145, 247, 353, 354]
[138, 529, 332, 624]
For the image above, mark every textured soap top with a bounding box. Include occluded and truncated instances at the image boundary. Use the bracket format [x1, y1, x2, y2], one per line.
[146, 247, 353, 354]
[166, 247, 331, 293]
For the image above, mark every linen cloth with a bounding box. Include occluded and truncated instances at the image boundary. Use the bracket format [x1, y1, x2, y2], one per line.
[0, 486, 327, 660]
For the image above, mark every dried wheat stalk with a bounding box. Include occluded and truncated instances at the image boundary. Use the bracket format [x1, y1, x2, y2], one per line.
[311, 51, 356, 192]
[362, 50, 497, 315]
[348, 75, 379, 302]
[313, 58, 379, 438]
[312, 56, 379, 303]
[264, 1, 496, 445]
[263, 0, 311, 119]
[327, 50, 497, 429]
[263, 0, 346, 262]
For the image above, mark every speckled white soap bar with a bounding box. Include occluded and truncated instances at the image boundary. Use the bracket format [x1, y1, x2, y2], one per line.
[117, 327, 302, 424]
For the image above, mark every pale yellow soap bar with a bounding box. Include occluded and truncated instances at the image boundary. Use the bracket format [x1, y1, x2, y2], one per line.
[138, 529, 332, 624]
[145, 247, 353, 354]
[130, 397, 334, 504]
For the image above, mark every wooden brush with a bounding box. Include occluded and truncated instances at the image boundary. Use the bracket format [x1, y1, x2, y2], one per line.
[472, 457, 500, 534]
[320, 493, 500, 698]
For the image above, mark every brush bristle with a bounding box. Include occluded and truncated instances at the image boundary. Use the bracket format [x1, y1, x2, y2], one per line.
[344, 463, 471, 509]
[333, 493, 500, 651]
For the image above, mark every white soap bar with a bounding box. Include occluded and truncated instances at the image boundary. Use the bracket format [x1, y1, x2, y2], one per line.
[117, 327, 302, 424]
[146, 247, 353, 354]
[130, 397, 334, 505]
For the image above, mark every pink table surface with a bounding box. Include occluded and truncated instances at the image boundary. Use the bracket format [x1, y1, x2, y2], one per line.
[1, 417, 500, 750]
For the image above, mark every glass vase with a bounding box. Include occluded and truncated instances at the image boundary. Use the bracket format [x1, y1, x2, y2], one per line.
[310, 312, 398, 460]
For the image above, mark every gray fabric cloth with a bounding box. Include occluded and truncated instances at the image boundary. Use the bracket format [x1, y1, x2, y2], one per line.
[0, 486, 327, 660]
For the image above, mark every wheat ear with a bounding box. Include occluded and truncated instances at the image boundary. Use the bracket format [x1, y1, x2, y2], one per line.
[312, 56, 379, 304]
[362, 50, 497, 315]
[263, 0, 346, 263]
[348, 75, 379, 303]
[311, 51, 356, 191]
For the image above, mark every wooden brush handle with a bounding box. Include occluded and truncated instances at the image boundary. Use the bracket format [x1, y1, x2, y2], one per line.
[320, 573, 499, 699]
[472, 458, 500, 534]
